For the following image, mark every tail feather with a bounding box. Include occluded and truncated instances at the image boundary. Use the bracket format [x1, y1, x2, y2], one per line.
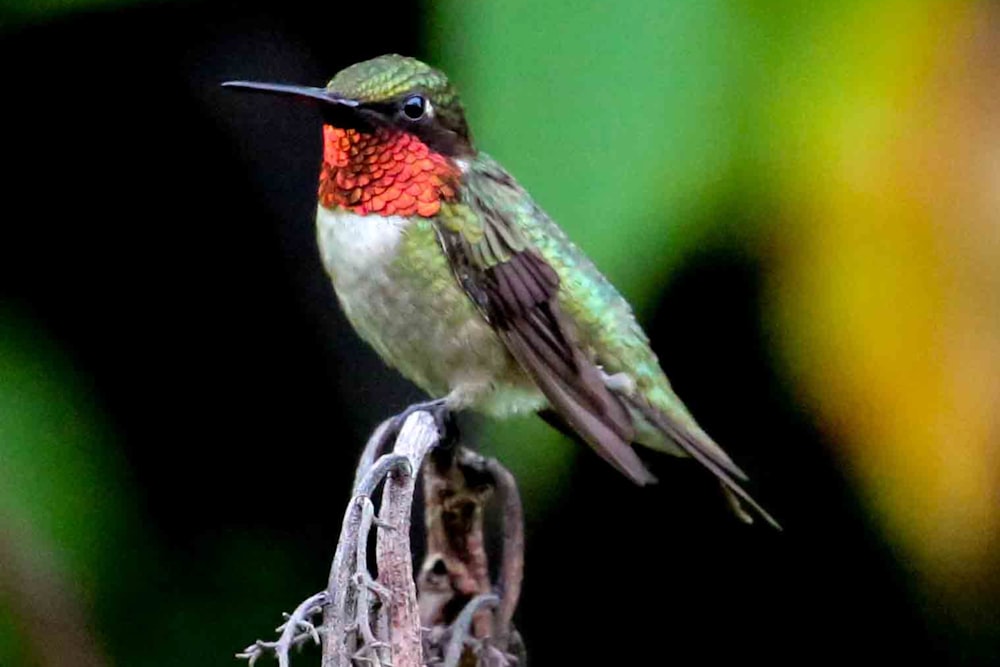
[626, 396, 782, 530]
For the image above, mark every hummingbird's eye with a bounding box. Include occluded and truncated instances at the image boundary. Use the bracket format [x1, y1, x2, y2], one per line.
[401, 95, 427, 121]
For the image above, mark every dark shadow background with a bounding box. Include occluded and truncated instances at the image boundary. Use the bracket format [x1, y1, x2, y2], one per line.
[1, 1, 988, 665]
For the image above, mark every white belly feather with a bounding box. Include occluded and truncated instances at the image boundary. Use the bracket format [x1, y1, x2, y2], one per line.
[315, 206, 545, 416]
[316, 208, 408, 286]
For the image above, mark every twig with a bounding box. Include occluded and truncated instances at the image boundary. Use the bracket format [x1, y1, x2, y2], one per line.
[351, 497, 390, 667]
[236, 591, 328, 667]
[484, 458, 523, 640]
[237, 404, 527, 667]
[417, 450, 525, 667]
[324, 453, 410, 667]
[442, 594, 500, 667]
[352, 419, 396, 494]
[376, 412, 440, 667]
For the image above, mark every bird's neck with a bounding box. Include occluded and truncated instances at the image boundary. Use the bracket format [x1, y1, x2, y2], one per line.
[318, 125, 460, 218]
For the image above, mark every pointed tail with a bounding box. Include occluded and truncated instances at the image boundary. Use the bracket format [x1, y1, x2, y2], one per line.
[625, 396, 782, 530]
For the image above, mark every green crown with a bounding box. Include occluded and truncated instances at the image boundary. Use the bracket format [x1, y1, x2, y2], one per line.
[326, 54, 457, 106]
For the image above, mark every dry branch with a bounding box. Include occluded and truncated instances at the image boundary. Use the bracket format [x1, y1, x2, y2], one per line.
[236, 405, 526, 667]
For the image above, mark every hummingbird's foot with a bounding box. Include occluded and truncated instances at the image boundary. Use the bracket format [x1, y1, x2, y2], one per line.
[387, 398, 458, 449]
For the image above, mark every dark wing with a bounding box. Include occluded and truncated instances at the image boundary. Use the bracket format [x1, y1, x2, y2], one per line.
[433, 166, 655, 485]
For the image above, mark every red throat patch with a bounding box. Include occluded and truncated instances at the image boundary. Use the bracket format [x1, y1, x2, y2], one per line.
[318, 125, 459, 217]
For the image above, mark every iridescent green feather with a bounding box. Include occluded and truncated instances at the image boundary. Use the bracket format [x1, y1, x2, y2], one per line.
[326, 54, 463, 121]
[444, 153, 701, 434]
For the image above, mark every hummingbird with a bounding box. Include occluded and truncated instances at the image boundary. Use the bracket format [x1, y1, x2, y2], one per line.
[224, 54, 778, 528]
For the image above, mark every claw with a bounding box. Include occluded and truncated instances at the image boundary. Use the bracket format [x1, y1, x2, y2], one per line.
[382, 398, 455, 450]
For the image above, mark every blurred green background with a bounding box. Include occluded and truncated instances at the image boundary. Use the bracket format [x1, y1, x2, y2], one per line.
[2, 0, 999, 664]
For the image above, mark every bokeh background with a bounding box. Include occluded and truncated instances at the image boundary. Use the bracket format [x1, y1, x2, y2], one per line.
[2, 0, 999, 664]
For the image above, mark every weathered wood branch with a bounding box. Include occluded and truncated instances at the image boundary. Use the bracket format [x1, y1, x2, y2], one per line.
[236, 405, 526, 667]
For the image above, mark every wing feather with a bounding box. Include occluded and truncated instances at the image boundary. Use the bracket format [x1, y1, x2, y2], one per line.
[434, 193, 654, 484]
[433, 159, 777, 524]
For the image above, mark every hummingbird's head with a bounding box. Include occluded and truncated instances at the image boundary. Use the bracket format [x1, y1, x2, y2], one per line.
[224, 54, 470, 217]
[321, 54, 472, 156]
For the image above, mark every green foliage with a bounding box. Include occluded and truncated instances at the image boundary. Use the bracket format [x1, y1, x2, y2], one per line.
[0, 0, 193, 26]
[0, 312, 125, 588]
[0, 310, 127, 665]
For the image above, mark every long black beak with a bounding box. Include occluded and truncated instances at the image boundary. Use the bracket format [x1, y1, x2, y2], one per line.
[221, 81, 360, 108]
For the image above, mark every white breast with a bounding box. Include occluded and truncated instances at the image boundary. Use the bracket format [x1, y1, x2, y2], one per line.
[316, 207, 407, 285]
[314, 205, 546, 417]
